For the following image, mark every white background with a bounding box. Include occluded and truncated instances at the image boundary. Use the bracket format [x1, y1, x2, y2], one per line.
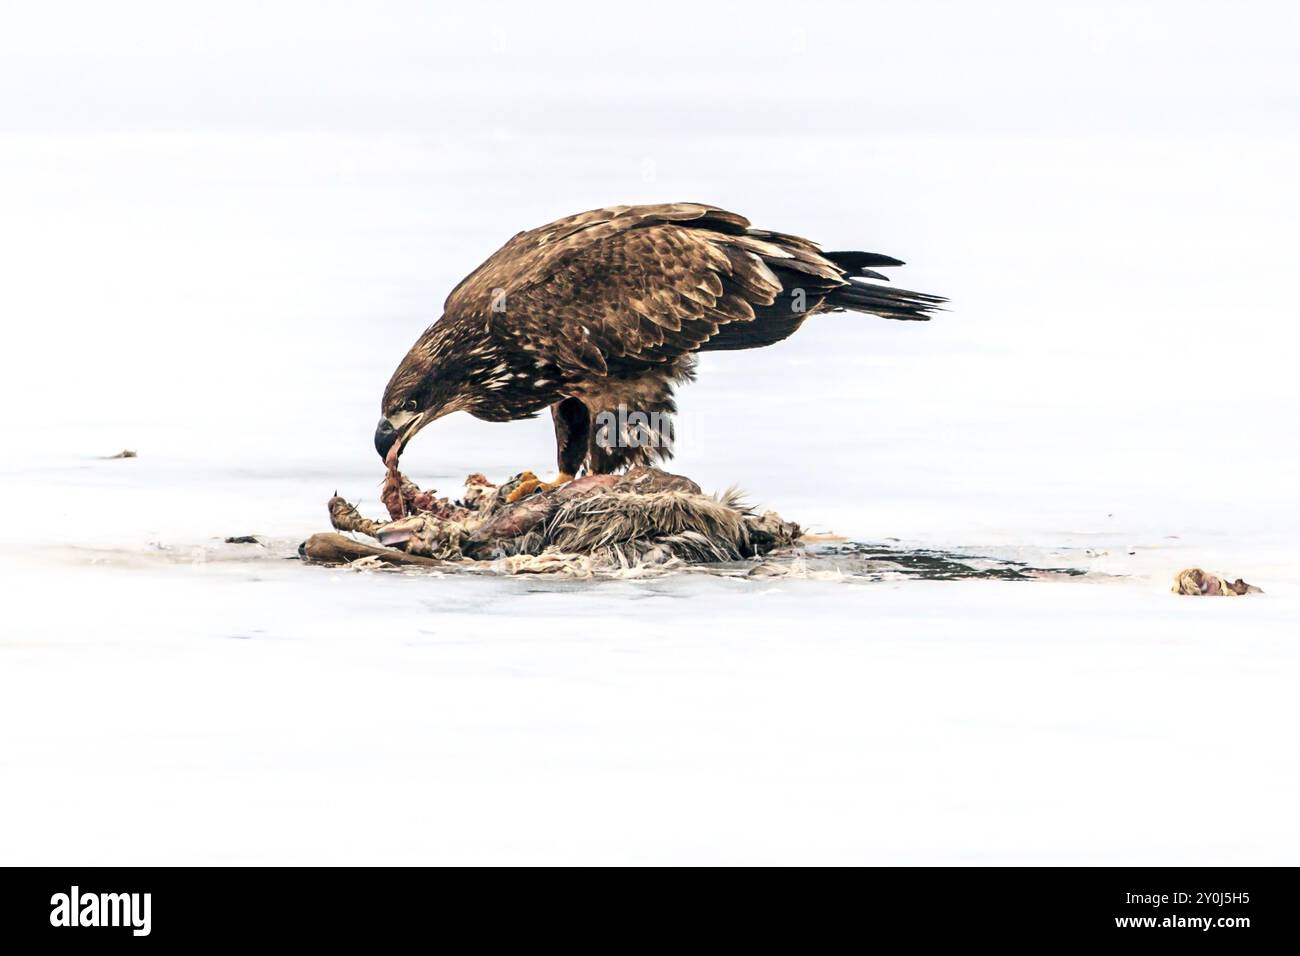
[1, 1, 1297, 863]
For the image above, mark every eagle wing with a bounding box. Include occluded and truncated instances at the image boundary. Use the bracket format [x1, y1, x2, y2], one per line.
[444, 203, 851, 378]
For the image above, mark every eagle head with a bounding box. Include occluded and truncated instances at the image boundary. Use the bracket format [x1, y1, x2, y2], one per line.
[375, 319, 483, 462]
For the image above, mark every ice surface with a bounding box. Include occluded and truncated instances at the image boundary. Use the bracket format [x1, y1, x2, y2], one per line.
[2, 1, 1298, 864]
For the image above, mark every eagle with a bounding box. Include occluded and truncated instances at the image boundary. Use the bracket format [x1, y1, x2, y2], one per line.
[376, 203, 943, 499]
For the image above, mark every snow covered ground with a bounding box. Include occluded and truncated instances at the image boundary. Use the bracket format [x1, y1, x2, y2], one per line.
[1, 1, 1298, 864]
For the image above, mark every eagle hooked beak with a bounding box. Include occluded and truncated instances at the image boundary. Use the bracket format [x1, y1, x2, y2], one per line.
[374, 410, 424, 462]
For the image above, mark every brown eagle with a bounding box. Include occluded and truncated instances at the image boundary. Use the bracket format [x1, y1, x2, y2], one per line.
[376, 203, 943, 498]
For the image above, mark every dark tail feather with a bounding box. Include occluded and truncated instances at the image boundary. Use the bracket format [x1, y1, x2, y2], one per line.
[824, 250, 905, 271]
[827, 279, 947, 322]
[821, 249, 945, 321]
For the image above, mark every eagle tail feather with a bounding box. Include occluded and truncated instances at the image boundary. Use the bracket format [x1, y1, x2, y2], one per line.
[825, 277, 946, 322]
[823, 250, 906, 271]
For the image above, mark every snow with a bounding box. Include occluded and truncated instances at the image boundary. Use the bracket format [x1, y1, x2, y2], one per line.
[1, 0, 1298, 864]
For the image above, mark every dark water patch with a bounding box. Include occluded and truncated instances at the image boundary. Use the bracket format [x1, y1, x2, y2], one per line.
[813, 543, 1089, 582]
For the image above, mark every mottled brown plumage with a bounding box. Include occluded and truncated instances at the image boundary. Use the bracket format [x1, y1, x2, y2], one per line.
[375, 202, 944, 475]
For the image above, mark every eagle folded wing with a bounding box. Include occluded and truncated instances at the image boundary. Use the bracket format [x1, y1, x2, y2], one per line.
[444, 203, 837, 379]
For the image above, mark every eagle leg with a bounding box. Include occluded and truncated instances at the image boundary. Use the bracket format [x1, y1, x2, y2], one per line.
[503, 399, 590, 502]
[553, 397, 592, 476]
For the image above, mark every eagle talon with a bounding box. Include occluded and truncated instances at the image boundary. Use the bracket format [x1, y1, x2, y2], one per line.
[505, 471, 574, 503]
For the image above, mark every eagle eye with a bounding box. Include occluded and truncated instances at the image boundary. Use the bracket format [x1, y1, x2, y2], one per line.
[402, 398, 418, 413]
